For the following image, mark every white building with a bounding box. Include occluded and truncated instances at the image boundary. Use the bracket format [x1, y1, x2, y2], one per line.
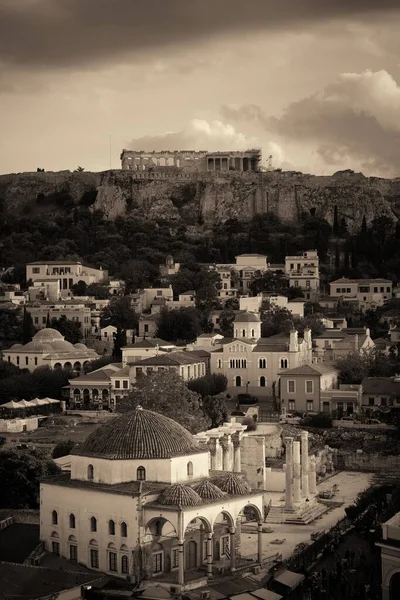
[285, 250, 320, 301]
[239, 294, 305, 317]
[26, 261, 108, 298]
[377, 511, 400, 600]
[40, 407, 264, 588]
[329, 278, 393, 311]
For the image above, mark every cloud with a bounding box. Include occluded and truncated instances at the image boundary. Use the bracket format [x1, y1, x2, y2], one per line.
[0, 1, 399, 71]
[222, 70, 400, 177]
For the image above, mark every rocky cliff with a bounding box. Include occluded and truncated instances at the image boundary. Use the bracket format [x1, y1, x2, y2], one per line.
[1, 168, 400, 232]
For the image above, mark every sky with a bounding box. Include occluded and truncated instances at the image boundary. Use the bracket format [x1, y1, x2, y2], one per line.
[1, 0, 400, 176]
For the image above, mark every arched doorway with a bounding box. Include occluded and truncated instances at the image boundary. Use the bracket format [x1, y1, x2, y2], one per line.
[185, 517, 212, 570]
[186, 540, 197, 570]
[390, 572, 400, 599]
[235, 376, 242, 387]
[213, 511, 234, 561]
[83, 389, 90, 405]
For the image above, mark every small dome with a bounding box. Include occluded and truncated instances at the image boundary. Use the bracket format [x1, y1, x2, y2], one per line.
[76, 407, 203, 460]
[74, 343, 88, 350]
[34, 328, 64, 342]
[192, 479, 226, 500]
[234, 312, 261, 323]
[213, 473, 251, 495]
[50, 340, 76, 352]
[10, 344, 23, 350]
[158, 484, 202, 507]
[22, 341, 53, 352]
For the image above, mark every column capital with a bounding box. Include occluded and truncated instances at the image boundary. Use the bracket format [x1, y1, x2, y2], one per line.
[229, 526, 236, 535]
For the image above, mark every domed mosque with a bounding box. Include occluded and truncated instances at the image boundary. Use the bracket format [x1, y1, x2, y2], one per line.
[4, 328, 99, 373]
[40, 406, 264, 588]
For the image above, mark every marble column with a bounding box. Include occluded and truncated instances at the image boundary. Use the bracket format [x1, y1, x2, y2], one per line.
[309, 455, 317, 495]
[206, 532, 213, 577]
[209, 440, 218, 471]
[284, 437, 294, 510]
[229, 527, 236, 571]
[293, 440, 302, 503]
[221, 435, 232, 471]
[301, 431, 310, 498]
[233, 435, 241, 472]
[257, 522, 263, 563]
[178, 540, 185, 585]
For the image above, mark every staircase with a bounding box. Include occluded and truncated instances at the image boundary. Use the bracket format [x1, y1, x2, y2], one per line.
[264, 501, 329, 525]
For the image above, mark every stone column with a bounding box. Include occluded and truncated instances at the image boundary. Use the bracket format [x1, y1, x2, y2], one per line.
[178, 540, 185, 585]
[229, 527, 236, 571]
[301, 431, 310, 498]
[232, 435, 241, 472]
[293, 440, 302, 503]
[309, 455, 317, 495]
[284, 437, 294, 510]
[206, 532, 213, 577]
[221, 435, 232, 471]
[257, 522, 263, 563]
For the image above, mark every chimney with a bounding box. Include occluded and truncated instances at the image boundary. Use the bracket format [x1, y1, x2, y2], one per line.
[289, 328, 298, 352]
[303, 327, 312, 350]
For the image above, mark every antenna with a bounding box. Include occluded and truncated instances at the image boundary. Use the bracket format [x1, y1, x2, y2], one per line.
[109, 135, 112, 170]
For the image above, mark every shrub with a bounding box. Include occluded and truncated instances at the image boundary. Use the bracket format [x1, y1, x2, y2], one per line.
[52, 440, 75, 459]
[301, 412, 333, 429]
[243, 415, 257, 432]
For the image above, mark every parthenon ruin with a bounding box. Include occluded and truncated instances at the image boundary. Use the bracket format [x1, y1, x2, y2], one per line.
[120, 149, 262, 173]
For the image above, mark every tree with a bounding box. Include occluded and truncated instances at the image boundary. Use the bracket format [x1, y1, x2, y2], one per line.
[83, 354, 113, 374]
[260, 303, 293, 337]
[187, 373, 227, 398]
[71, 280, 87, 296]
[100, 297, 138, 331]
[22, 307, 35, 344]
[0, 359, 20, 380]
[301, 412, 333, 428]
[218, 308, 236, 337]
[119, 260, 160, 293]
[50, 315, 83, 344]
[156, 307, 201, 344]
[334, 349, 397, 384]
[112, 328, 127, 361]
[0, 449, 60, 508]
[333, 205, 339, 235]
[86, 283, 109, 299]
[249, 271, 288, 296]
[0, 307, 24, 346]
[52, 440, 75, 459]
[119, 370, 210, 433]
[202, 394, 228, 428]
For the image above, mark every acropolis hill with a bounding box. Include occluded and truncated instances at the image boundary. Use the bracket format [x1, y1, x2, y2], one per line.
[1, 149, 400, 231]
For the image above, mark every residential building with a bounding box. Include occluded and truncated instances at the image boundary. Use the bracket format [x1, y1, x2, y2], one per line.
[329, 277, 393, 311]
[210, 312, 313, 397]
[285, 250, 320, 301]
[313, 327, 375, 361]
[361, 377, 400, 416]
[26, 301, 93, 336]
[100, 325, 117, 343]
[26, 261, 108, 297]
[129, 351, 206, 381]
[279, 363, 338, 414]
[3, 328, 99, 373]
[0, 286, 26, 306]
[142, 287, 173, 311]
[377, 510, 400, 600]
[121, 338, 176, 367]
[68, 363, 130, 410]
[107, 280, 124, 296]
[29, 279, 60, 302]
[138, 314, 159, 338]
[159, 255, 181, 280]
[320, 316, 347, 329]
[320, 384, 362, 416]
[40, 407, 263, 586]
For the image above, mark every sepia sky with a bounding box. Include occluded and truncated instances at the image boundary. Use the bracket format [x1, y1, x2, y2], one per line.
[1, 0, 400, 176]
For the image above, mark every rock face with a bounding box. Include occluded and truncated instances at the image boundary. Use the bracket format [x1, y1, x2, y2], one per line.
[1, 168, 400, 232]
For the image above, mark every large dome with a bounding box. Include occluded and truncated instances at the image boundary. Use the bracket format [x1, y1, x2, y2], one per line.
[22, 341, 54, 352]
[50, 340, 76, 352]
[34, 328, 64, 342]
[76, 407, 204, 460]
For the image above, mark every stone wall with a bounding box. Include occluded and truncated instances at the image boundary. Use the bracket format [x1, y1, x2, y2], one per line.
[0, 417, 39, 433]
[1, 169, 400, 232]
[334, 451, 400, 472]
[241, 436, 266, 490]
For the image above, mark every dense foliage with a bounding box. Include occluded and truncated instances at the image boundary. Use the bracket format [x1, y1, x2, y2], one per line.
[52, 440, 75, 459]
[187, 373, 228, 398]
[335, 346, 400, 384]
[0, 363, 71, 404]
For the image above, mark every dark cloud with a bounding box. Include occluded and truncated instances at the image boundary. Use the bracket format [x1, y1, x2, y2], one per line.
[0, 0, 399, 70]
[221, 70, 400, 176]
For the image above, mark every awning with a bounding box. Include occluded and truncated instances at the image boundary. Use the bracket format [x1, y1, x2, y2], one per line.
[0, 400, 22, 409]
[43, 397, 61, 403]
[273, 570, 305, 589]
[17, 400, 36, 408]
[30, 398, 50, 406]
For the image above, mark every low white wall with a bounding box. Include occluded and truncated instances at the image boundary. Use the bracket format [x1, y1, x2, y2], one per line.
[0, 417, 39, 433]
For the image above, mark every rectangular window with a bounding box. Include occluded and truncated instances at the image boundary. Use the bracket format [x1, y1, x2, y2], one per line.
[305, 380, 313, 394]
[288, 400, 295, 411]
[144, 324, 149, 333]
[369, 397, 375, 406]
[336, 288, 341, 293]
[69, 544, 78, 562]
[52, 542, 60, 555]
[25, 357, 29, 365]
[221, 535, 230, 556]
[306, 400, 313, 411]
[90, 549, 99, 569]
[359, 286, 370, 293]
[288, 380, 295, 394]
[42, 317, 46, 324]
[306, 280, 310, 288]
[203, 541, 208, 563]
[115, 380, 120, 388]
[157, 290, 162, 296]
[34, 317, 39, 324]
[153, 552, 163, 573]
[17, 356, 20, 365]
[32, 267, 40, 274]
[172, 548, 179, 569]
[374, 287, 378, 293]
[381, 397, 387, 406]
[123, 380, 128, 389]
[347, 288, 351, 293]
[109, 551, 118, 572]
[387, 287, 391, 293]
[380, 287, 384, 293]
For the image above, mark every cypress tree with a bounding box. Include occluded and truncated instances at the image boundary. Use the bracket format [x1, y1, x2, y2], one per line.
[333, 205, 339, 235]
[22, 307, 35, 344]
[361, 215, 367, 234]
[335, 245, 340, 270]
[46, 312, 51, 327]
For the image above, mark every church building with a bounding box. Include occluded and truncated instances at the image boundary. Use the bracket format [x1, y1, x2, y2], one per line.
[40, 407, 264, 590]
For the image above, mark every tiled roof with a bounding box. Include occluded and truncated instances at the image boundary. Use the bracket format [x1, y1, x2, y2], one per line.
[28, 260, 81, 265]
[212, 473, 252, 495]
[41, 472, 166, 496]
[280, 363, 337, 376]
[0, 561, 102, 600]
[74, 407, 206, 460]
[362, 377, 400, 396]
[158, 484, 203, 507]
[190, 349, 211, 358]
[122, 338, 171, 349]
[130, 351, 204, 367]
[235, 311, 261, 323]
[110, 365, 131, 377]
[193, 479, 226, 500]
[330, 277, 392, 284]
[68, 368, 115, 384]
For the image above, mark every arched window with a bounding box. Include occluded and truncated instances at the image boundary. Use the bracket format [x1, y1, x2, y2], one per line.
[52, 510, 58, 525]
[251, 329, 255, 338]
[242, 329, 246, 337]
[109, 520, 115, 535]
[235, 375, 242, 387]
[137, 466, 146, 481]
[120, 522, 128, 538]
[69, 513, 76, 529]
[121, 554, 129, 574]
[155, 520, 162, 536]
[260, 376, 266, 387]
[87, 464, 94, 481]
[259, 358, 266, 369]
[90, 516, 97, 532]
[187, 461, 193, 478]
[280, 358, 288, 369]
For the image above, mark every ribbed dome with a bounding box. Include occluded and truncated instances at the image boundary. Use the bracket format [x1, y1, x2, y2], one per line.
[158, 484, 203, 507]
[76, 407, 204, 459]
[213, 473, 251, 495]
[192, 479, 226, 500]
[23, 341, 53, 352]
[34, 328, 64, 342]
[235, 312, 261, 323]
